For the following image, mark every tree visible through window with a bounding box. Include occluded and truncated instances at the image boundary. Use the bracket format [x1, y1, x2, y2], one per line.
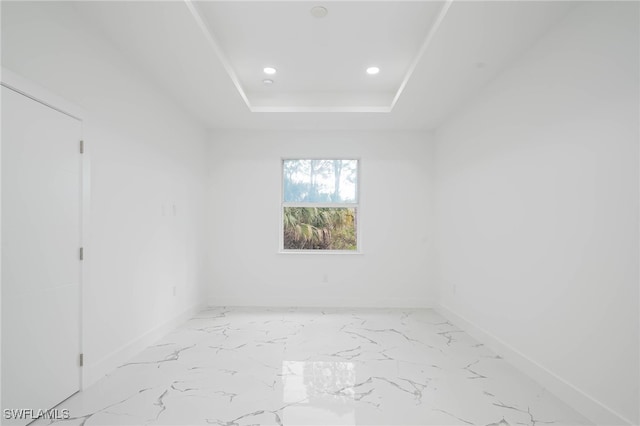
[282, 159, 358, 251]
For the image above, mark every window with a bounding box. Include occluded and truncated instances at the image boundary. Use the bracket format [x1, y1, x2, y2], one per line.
[282, 159, 359, 252]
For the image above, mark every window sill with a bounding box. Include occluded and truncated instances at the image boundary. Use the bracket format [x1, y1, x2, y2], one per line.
[278, 250, 363, 255]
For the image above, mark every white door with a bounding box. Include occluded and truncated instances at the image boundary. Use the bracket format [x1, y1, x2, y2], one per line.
[2, 85, 82, 425]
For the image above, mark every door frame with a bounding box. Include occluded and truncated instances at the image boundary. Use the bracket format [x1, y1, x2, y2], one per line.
[1, 67, 89, 391]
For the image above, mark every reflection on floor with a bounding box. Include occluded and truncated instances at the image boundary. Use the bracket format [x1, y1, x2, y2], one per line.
[44, 308, 591, 425]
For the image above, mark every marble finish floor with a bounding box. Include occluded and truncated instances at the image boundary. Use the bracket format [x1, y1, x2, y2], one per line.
[44, 308, 591, 425]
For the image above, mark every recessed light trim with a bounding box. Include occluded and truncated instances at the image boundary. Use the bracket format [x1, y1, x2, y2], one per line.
[263, 79, 274, 85]
[366, 66, 380, 75]
[310, 6, 328, 18]
[263, 67, 277, 75]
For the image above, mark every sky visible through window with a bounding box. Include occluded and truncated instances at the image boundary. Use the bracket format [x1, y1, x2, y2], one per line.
[283, 159, 357, 204]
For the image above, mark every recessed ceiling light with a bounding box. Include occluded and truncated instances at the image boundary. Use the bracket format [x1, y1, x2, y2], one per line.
[263, 79, 274, 85]
[263, 67, 277, 75]
[366, 66, 380, 75]
[310, 6, 328, 18]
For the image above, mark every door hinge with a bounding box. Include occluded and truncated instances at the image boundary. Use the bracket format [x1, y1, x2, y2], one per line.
[80, 247, 84, 261]
[79, 353, 84, 367]
[80, 140, 84, 154]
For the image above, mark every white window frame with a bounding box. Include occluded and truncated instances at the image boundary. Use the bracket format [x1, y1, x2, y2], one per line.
[279, 158, 361, 254]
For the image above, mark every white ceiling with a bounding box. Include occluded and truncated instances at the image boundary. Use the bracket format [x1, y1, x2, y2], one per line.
[74, 1, 576, 130]
[193, 1, 445, 111]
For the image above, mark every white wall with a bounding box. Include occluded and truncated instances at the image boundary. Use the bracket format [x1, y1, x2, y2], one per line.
[207, 130, 435, 308]
[1, 2, 208, 386]
[434, 2, 638, 424]
[3, 2, 637, 423]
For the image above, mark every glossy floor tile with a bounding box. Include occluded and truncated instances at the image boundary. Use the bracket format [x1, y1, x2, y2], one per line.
[43, 308, 591, 425]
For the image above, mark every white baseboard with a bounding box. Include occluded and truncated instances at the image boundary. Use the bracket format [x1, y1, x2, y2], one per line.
[207, 297, 436, 309]
[435, 304, 633, 426]
[82, 303, 205, 389]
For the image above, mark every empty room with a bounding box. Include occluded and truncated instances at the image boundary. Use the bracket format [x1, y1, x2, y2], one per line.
[1, 1, 638, 425]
